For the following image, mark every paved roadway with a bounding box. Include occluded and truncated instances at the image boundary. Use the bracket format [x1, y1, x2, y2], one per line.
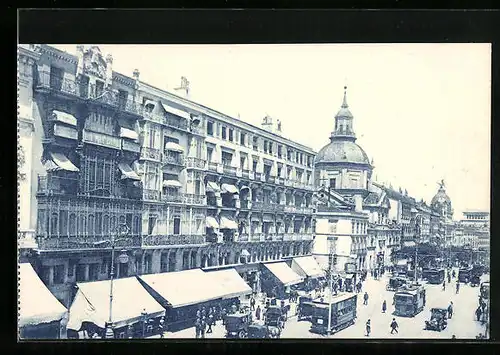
[150, 269, 488, 339]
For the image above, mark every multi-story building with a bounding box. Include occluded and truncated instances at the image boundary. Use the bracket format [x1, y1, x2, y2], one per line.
[18, 44, 315, 306]
[430, 180, 455, 247]
[454, 211, 490, 251]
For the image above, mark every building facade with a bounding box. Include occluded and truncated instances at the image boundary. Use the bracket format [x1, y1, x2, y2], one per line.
[454, 211, 490, 251]
[18, 44, 314, 307]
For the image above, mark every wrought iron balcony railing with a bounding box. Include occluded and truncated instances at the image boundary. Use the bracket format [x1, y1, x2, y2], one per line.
[185, 157, 206, 169]
[222, 165, 237, 176]
[162, 153, 185, 166]
[37, 175, 79, 195]
[238, 234, 249, 242]
[241, 169, 250, 179]
[36, 235, 142, 251]
[141, 234, 207, 247]
[140, 147, 161, 161]
[162, 193, 205, 205]
[143, 189, 161, 201]
[208, 162, 220, 171]
[250, 233, 263, 242]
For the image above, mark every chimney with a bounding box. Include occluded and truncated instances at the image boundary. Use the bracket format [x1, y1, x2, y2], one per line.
[261, 115, 282, 136]
[174, 76, 190, 99]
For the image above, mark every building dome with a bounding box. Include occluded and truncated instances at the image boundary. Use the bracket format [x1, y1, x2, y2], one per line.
[431, 190, 451, 206]
[315, 140, 370, 165]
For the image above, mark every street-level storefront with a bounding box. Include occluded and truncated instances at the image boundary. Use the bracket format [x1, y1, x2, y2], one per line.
[290, 256, 325, 291]
[19, 263, 68, 339]
[66, 277, 165, 339]
[138, 269, 228, 331]
[261, 261, 304, 299]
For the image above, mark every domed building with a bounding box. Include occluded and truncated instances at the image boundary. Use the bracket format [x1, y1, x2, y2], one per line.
[431, 179, 454, 219]
[314, 86, 373, 197]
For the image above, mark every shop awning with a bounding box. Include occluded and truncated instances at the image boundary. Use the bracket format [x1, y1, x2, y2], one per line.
[206, 181, 221, 193]
[263, 262, 304, 287]
[220, 216, 238, 230]
[221, 183, 239, 194]
[18, 263, 67, 328]
[138, 269, 227, 308]
[291, 256, 326, 279]
[51, 110, 77, 126]
[204, 269, 252, 300]
[67, 277, 165, 331]
[164, 142, 185, 153]
[119, 127, 139, 141]
[161, 102, 191, 120]
[50, 152, 79, 172]
[206, 216, 219, 229]
[163, 180, 182, 188]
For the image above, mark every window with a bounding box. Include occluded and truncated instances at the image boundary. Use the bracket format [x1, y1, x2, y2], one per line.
[95, 80, 105, 98]
[278, 145, 282, 158]
[148, 216, 157, 235]
[207, 121, 214, 136]
[228, 128, 234, 141]
[53, 265, 65, 284]
[222, 127, 227, 140]
[287, 167, 292, 179]
[76, 264, 86, 282]
[173, 217, 181, 235]
[89, 264, 99, 281]
[222, 151, 233, 166]
[68, 259, 76, 278]
[95, 212, 103, 235]
[240, 132, 246, 146]
[101, 258, 109, 274]
[49, 66, 63, 90]
[330, 178, 336, 189]
[118, 90, 128, 109]
[287, 149, 292, 161]
[277, 166, 282, 178]
[252, 160, 258, 172]
[240, 157, 246, 170]
[59, 210, 68, 236]
[264, 141, 268, 153]
[269, 142, 273, 155]
[253, 137, 259, 150]
[195, 179, 201, 195]
[207, 147, 213, 162]
[264, 164, 272, 178]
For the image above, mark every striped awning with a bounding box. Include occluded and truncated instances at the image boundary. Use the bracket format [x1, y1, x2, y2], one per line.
[206, 216, 219, 229]
[118, 163, 141, 181]
[163, 180, 182, 188]
[51, 110, 77, 126]
[164, 142, 184, 153]
[221, 184, 239, 194]
[220, 216, 238, 230]
[50, 152, 79, 172]
[161, 102, 191, 120]
[119, 127, 139, 141]
[206, 181, 221, 193]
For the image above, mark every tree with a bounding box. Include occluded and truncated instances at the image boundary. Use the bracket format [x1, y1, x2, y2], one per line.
[18, 145, 26, 181]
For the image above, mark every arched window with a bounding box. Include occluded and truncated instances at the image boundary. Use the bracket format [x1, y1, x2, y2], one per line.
[69, 213, 77, 236]
[88, 214, 95, 236]
[133, 216, 141, 235]
[50, 213, 58, 236]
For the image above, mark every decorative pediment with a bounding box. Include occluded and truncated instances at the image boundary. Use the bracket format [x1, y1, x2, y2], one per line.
[82, 46, 108, 79]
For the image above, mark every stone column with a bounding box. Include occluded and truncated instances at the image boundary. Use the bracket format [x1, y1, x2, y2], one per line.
[175, 249, 183, 271]
[195, 249, 202, 268]
[84, 264, 90, 281]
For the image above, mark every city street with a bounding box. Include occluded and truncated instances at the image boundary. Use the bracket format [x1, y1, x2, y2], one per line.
[151, 270, 488, 339]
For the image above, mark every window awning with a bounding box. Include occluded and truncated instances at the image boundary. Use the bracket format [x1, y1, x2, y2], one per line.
[44, 159, 61, 172]
[221, 183, 239, 194]
[144, 100, 156, 109]
[241, 249, 250, 257]
[291, 256, 326, 279]
[18, 263, 68, 328]
[206, 216, 219, 229]
[118, 163, 141, 181]
[263, 262, 304, 287]
[240, 185, 250, 192]
[51, 110, 77, 126]
[164, 142, 185, 153]
[161, 102, 191, 120]
[119, 127, 139, 141]
[138, 269, 228, 308]
[67, 277, 165, 331]
[204, 269, 252, 300]
[220, 216, 238, 230]
[50, 152, 79, 172]
[163, 180, 182, 188]
[206, 181, 221, 193]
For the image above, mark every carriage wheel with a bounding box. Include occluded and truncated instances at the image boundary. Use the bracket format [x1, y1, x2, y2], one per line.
[238, 330, 247, 339]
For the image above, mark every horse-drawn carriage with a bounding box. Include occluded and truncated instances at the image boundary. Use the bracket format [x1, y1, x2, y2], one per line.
[225, 312, 253, 338]
[424, 308, 448, 331]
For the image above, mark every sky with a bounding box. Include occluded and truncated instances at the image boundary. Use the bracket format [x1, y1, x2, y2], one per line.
[53, 43, 491, 218]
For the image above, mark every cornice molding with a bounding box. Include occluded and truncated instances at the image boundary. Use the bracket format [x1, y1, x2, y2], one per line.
[40, 45, 78, 64]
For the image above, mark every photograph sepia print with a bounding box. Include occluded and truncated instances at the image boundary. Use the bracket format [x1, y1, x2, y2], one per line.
[18, 43, 490, 340]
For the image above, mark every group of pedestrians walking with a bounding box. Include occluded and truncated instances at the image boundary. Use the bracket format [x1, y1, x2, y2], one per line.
[365, 318, 398, 336]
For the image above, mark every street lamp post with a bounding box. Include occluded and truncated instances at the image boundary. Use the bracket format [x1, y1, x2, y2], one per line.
[103, 223, 131, 339]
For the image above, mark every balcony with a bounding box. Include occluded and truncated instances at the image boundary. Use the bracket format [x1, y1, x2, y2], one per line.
[37, 175, 78, 195]
[36, 71, 87, 98]
[302, 233, 314, 241]
[252, 201, 264, 211]
[276, 177, 284, 185]
[82, 130, 122, 150]
[250, 233, 263, 242]
[208, 162, 220, 172]
[284, 233, 294, 241]
[222, 164, 237, 176]
[284, 179, 294, 187]
[162, 193, 206, 205]
[141, 234, 207, 247]
[240, 200, 250, 210]
[122, 139, 141, 153]
[140, 147, 161, 161]
[185, 157, 206, 169]
[165, 117, 189, 131]
[238, 234, 249, 242]
[284, 205, 297, 213]
[143, 189, 161, 201]
[255, 172, 262, 181]
[266, 176, 276, 184]
[88, 83, 140, 116]
[274, 233, 285, 241]
[241, 169, 250, 179]
[162, 153, 185, 166]
[142, 111, 166, 125]
[36, 235, 142, 251]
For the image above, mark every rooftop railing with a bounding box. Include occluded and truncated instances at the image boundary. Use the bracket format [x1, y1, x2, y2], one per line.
[142, 234, 206, 247]
[36, 235, 142, 251]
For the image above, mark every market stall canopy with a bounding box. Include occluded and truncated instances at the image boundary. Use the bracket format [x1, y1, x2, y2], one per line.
[138, 269, 227, 308]
[221, 184, 239, 194]
[49, 152, 79, 172]
[119, 127, 139, 141]
[163, 180, 182, 188]
[203, 269, 252, 299]
[206, 216, 219, 229]
[291, 256, 325, 279]
[220, 216, 238, 230]
[164, 142, 185, 153]
[51, 110, 77, 126]
[263, 262, 304, 287]
[18, 263, 67, 327]
[67, 277, 165, 331]
[118, 163, 141, 181]
[161, 102, 191, 120]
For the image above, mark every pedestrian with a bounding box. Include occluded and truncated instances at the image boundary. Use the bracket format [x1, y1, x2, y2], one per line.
[382, 300, 387, 313]
[363, 292, 369, 305]
[256, 305, 261, 320]
[338, 278, 343, 291]
[206, 310, 213, 333]
[196, 308, 201, 319]
[452, 335, 456, 340]
[476, 306, 482, 321]
[365, 319, 371, 337]
[221, 307, 227, 326]
[456, 281, 460, 294]
[448, 302, 453, 319]
[390, 318, 399, 334]
[452, 270, 456, 278]
[442, 280, 446, 291]
[447, 274, 451, 283]
[201, 306, 207, 318]
[158, 317, 165, 339]
[250, 296, 256, 311]
[200, 316, 206, 338]
[195, 317, 201, 339]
